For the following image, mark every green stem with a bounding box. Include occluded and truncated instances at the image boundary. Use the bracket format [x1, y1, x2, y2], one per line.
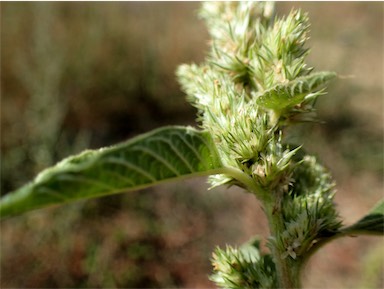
[222, 166, 269, 200]
[266, 204, 302, 289]
[225, 166, 304, 288]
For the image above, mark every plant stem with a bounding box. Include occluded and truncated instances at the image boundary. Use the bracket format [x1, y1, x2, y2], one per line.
[266, 204, 302, 289]
[222, 166, 269, 200]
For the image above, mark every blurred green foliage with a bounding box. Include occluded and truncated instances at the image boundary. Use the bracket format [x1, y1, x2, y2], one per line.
[1, 2, 382, 288]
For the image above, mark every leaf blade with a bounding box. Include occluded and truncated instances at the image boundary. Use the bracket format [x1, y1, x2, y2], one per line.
[0, 126, 224, 218]
[256, 71, 336, 111]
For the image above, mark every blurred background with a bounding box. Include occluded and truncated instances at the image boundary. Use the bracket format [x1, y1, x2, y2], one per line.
[1, 2, 383, 288]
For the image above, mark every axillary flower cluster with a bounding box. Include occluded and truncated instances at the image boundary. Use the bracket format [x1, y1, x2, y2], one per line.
[177, 2, 341, 288]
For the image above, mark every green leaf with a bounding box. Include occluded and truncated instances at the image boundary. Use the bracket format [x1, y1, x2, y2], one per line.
[341, 198, 384, 235]
[0, 126, 224, 218]
[256, 71, 336, 111]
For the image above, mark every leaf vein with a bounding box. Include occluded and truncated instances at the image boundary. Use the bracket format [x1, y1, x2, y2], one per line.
[101, 157, 157, 182]
[56, 174, 117, 190]
[149, 135, 196, 173]
[175, 131, 205, 164]
[131, 146, 181, 176]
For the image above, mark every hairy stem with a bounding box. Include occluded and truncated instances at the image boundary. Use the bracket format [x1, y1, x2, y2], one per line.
[266, 203, 302, 289]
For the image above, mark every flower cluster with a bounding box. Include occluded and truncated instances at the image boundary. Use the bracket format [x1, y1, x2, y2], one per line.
[210, 239, 277, 289]
[177, 1, 340, 287]
[177, 2, 335, 191]
[275, 156, 342, 260]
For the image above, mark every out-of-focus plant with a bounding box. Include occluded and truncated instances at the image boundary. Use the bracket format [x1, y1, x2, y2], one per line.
[1, 2, 90, 192]
[1, 2, 382, 288]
